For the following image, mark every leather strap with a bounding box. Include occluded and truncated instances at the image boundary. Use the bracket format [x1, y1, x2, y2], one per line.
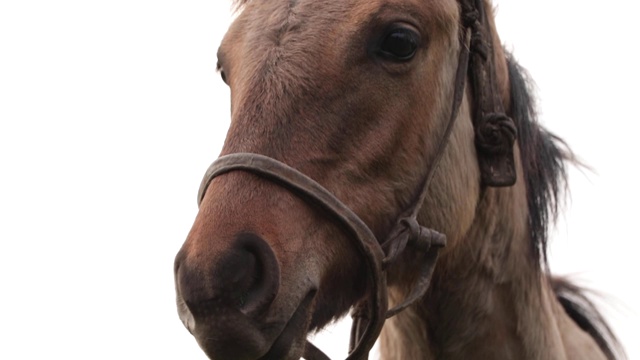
[463, 0, 518, 186]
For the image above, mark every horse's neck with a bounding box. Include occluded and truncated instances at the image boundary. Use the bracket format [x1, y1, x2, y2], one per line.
[379, 184, 570, 360]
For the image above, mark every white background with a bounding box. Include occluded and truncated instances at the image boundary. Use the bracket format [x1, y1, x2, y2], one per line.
[1, 0, 638, 359]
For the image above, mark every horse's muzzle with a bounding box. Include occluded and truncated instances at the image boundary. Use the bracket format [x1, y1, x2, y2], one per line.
[175, 233, 313, 359]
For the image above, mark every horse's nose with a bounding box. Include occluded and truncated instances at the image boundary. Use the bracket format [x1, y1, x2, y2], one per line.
[177, 233, 280, 318]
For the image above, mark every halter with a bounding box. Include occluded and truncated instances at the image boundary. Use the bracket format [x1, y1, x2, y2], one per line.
[196, 0, 516, 359]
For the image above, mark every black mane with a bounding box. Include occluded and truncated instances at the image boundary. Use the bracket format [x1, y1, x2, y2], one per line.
[507, 55, 625, 360]
[507, 55, 570, 265]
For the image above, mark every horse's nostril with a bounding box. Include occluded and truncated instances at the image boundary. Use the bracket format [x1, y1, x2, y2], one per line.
[178, 233, 281, 319]
[230, 233, 281, 316]
[213, 243, 259, 304]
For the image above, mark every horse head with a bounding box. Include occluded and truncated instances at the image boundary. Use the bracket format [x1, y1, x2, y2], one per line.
[173, 0, 563, 359]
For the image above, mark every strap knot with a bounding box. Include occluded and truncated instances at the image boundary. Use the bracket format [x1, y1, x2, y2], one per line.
[382, 217, 446, 269]
[380, 218, 447, 319]
[470, 32, 489, 60]
[461, 8, 480, 28]
[475, 113, 517, 156]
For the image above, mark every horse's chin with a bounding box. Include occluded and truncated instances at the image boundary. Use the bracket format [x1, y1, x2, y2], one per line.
[257, 291, 316, 360]
[178, 291, 316, 360]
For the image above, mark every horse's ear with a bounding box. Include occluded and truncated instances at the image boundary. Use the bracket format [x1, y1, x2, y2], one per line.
[475, 113, 517, 187]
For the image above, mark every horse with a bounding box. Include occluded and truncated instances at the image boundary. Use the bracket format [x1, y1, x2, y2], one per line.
[174, 0, 624, 359]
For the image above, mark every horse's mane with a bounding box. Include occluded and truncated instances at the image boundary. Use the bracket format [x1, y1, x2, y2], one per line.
[506, 55, 569, 265]
[507, 56, 625, 360]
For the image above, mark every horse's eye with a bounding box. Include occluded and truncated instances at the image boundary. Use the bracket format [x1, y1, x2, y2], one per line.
[378, 28, 419, 61]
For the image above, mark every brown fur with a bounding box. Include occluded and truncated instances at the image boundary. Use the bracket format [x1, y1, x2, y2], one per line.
[175, 1, 623, 359]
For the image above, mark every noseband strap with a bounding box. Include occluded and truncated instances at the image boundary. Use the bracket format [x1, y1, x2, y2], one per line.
[195, 1, 517, 359]
[198, 153, 389, 360]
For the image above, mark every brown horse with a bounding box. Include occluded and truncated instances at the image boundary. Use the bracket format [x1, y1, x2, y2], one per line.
[174, 0, 623, 359]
